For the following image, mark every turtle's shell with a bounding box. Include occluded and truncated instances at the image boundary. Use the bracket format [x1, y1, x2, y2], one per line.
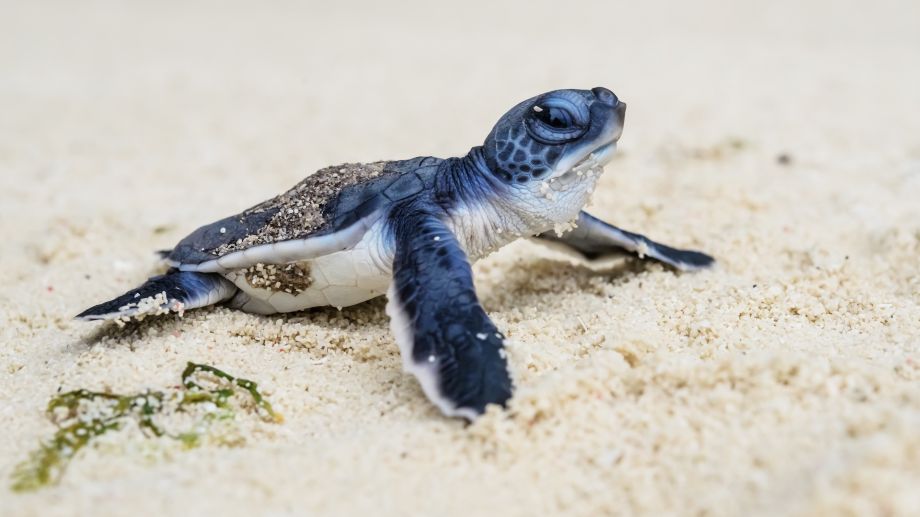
[166, 157, 440, 267]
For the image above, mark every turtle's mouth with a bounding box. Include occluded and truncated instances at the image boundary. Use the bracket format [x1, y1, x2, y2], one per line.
[573, 142, 616, 170]
[554, 141, 617, 181]
[538, 141, 617, 198]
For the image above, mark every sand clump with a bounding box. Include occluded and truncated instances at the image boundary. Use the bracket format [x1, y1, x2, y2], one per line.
[242, 262, 314, 294]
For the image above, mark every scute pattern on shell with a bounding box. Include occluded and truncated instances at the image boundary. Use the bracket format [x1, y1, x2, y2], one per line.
[215, 161, 388, 256]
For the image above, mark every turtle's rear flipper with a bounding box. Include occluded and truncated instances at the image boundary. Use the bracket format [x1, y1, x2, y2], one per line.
[535, 211, 715, 271]
[386, 207, 513, 421]
[75, 270, 237, 321]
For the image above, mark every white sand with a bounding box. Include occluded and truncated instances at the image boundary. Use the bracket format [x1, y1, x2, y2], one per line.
[2, 1, 919, 515]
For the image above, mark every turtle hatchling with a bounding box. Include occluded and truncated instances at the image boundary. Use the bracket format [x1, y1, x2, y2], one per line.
[78, 87, 714, 419]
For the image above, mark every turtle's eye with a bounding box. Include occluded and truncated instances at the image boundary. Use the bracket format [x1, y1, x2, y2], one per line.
[526, 100, 586, 143]
[533, 105, 573, 129]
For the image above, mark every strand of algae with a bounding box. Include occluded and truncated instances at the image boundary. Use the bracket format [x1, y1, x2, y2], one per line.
[11, 362, 282, 492]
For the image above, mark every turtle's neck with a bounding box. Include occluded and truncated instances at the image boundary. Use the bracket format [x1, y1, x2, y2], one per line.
[433, 147, 549, 261]
[432, 147, 500, 208]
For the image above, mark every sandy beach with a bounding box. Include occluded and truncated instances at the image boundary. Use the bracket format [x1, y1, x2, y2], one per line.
[2, 1, 919, 515]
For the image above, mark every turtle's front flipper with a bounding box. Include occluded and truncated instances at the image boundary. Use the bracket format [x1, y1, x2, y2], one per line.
[385, 209, 512, 420]
[535, 211, 715, 271]
[76, 270, 237, 321]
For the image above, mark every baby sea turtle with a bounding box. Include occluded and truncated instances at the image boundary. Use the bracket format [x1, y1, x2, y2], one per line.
[78, 87, 714, 419]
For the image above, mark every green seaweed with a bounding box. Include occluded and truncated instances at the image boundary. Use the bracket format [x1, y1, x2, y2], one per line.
[11, 362, 282, 492]
[180, 362, 282, 423]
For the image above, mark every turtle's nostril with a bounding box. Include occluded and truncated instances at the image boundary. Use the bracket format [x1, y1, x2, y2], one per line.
[591, 87, 618, 106]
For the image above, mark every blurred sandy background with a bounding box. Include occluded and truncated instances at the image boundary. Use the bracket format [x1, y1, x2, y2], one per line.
[1, 0, 919, 515]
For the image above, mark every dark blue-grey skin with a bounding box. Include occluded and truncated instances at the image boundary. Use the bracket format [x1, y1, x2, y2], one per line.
[78, 87, 714, 420]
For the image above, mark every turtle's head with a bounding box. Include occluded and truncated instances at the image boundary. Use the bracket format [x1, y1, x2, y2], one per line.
[481, 87, 625, 186]
[476, 87, 625, 227]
